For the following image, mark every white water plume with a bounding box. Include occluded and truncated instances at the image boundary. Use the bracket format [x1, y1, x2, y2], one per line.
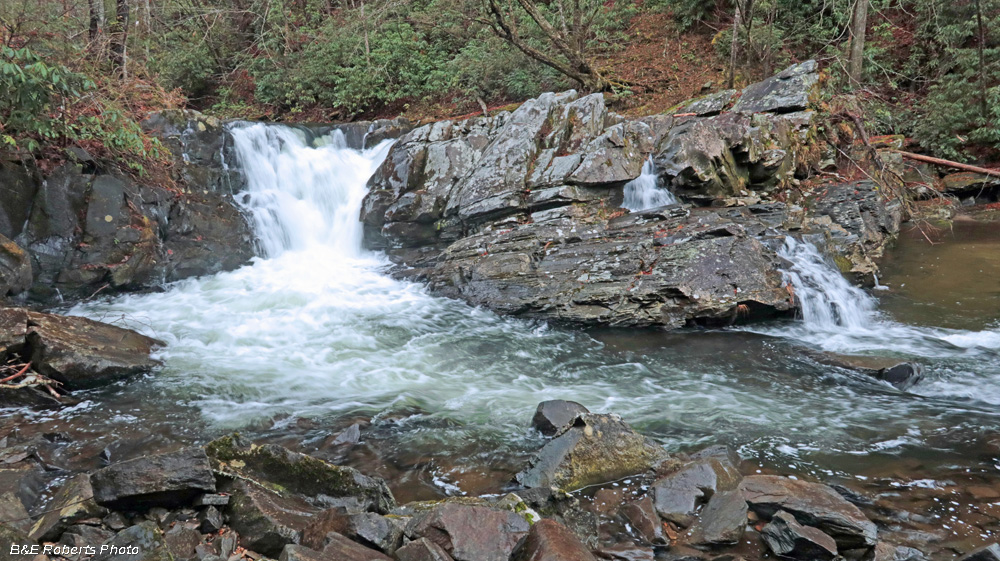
[623, 158, 677, 211]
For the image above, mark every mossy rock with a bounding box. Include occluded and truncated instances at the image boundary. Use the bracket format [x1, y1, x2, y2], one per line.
[205, 435, 395, 514]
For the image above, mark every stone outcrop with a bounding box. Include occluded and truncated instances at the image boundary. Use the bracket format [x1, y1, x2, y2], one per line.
[358, 62, 902, 329]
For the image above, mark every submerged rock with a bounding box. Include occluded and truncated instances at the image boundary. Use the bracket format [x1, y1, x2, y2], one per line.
[517, 413, 666, 492]
[740, 475, 878, 549]
[90, 447, 216, 509]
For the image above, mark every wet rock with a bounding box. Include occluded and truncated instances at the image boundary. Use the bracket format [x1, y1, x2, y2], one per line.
[517, 413, 666, 492]
[812, 353, 925, 390]
[652, 457, 741, 527]
[198, 506, 224, 534]
[0, 523, 35, 561]
[14, 308, 163, 390]
[0, 163, 38, 241]
[532, 400, 590, 436]
[329, 423, 362, 446]
[90, 447, 216, 509]
[301, 509, 403, 554]
[761, 510, 838, 561]
[223, 479, 319, 557]
[316, 533, 393, 560]
[404, 502, 530, 561]
[688, 489, 747, 545]
[510, 518, 597, 561]
[0, 492, 29, 534]
[739, 475, 877, 549]
[959, 544, 1000, 561]
[395, 538, 454, 561]
[0, 235, 31, 298]
[594, 544, 656, 561]
[512, 488, 597, 546]
[93, 522, 173, 561]
[732, 61, 819, 114]
[30, 474, 109, 542]
[165, 525, 204, 561]
[206, 435, 395, 513]
[620, 496, 666, 545]
[867, 543, 927, 561]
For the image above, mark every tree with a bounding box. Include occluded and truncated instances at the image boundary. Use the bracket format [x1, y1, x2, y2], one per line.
[848, 0, 868, 86]
[482, 0, 608, 91]
[108, 0, 127, 76]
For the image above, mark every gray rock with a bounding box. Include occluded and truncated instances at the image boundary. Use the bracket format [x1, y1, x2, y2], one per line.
[761, 510, 837, 560]
[739, 475, 877, 549]
[510, 518, 597, 561]
[1, 522, 36, 561]
[0, 235, 31, 298]
[194, 494, 230, 507]
[20, 308, 163, 390]
[301, 509, 403, 554]
[91, 447, 216, 509]
[593, 544, 656, 560]
[517, 413, 666, 492]
[0, 163, 37, 241]
[93, 522, 173, 561]
[652, 457, 741, 527]
[395, 538, 454, 561]
[620, 496, 666, 545]
[732, 61, 819, 114]
[199, 506, 224, 534]
[959, 544, 1000, 561]
[30, 474, 109, 542]
[679, 90, 738, 116]
[165, 525, 204, 561]
[404, 502, 530, 561]
[689, 489, 747, 545]
[532, 400, 590, 436]
[317, 533, 394, 560]
[206, 435, 395, 514]
[224, 479, 319, 557]
[868, 543, 927, 561]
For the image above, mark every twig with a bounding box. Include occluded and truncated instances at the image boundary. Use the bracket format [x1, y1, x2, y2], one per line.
[0, 363, 31, 384]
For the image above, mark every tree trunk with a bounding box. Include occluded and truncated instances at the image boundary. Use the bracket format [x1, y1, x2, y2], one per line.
[974, 0, 988, 119]
[88, 0, 104, 41]
[109, 0, 128, 77]
[727, 2, 741, 89]
[848, 0, 868, 86]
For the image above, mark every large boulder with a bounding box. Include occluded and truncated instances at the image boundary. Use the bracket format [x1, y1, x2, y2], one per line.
[90, 447, 216, 509]
[739, 475, 878, 549]
[224, 479, 320, 557]
[517, 413, 666, 491]
[404, 502, 531, 561]
[732, 60, 820, 114]
[510, 519, 597, 561]
[206, 435, 396, 513]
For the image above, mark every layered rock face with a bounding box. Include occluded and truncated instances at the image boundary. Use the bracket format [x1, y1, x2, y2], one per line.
[361, 61, 902, 328]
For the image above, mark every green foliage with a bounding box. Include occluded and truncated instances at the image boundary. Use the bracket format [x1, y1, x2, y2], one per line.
[0, 46, 164, 171]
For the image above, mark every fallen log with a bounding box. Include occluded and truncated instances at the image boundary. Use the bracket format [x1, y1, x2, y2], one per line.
[891, 150, 1000, 178]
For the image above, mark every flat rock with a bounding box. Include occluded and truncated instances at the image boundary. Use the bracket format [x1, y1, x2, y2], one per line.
[688, 489, 747, 545]
[620, 496, 666, 545]
[90, 447, 216, 509]
[532, 400, 590, 436]
[959, 544, 1000, 561]
[20, 308, 162, 389]
[206, 435, 395, 513]
[761, 510, 837, 561]
[511, 518, 597, 561]
[224, 479, 319, 557]
[517, 413, 666, 491]
[739, 475, 877, 549]
[652, 457, 741, 527]
[405, 502, 530, 561]
[30, 473, 108, 542]
[301, 509, 403, 554]
[395, 538, 454, 561]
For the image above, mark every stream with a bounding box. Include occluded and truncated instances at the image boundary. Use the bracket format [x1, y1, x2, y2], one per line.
[7, 124, 1000, 507]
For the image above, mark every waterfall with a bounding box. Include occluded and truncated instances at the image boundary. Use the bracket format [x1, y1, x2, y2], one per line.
[777, 237, 876, 329]
[622, 158, 677, 211]
[228, 123, 392, 258]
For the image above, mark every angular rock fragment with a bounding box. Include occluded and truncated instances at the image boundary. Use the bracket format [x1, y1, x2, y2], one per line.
[223, 479, 319, 557]
[761, 511, 837, 561]
[511, 519, 597, 561]
[395, 538, 454, 561]
[532, 400, 590, 436]
[688, 489, 747, 545]
[90, 447, 215, 509]
[405, 502, 530, 561]
[652, 457, 741, 527]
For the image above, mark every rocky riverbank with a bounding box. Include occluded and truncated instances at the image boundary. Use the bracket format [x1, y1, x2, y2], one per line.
[1, 400, 997, 561]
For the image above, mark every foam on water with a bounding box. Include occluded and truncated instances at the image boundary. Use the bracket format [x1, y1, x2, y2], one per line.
[622, 158, 676, 211]
[64, 124, 1000, 479]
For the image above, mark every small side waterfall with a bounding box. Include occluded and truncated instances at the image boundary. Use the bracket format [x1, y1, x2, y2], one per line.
[623, 158, 677, 211]
[777, 237, 876, 329]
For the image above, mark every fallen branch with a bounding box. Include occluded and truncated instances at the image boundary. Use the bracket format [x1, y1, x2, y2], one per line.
[0, 363, 31, 384]
[891, 150, 1000, 178]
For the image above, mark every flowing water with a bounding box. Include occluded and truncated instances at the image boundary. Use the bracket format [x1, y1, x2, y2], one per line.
[622, 158, 676, 211]
[12, 124, 1000, 500]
